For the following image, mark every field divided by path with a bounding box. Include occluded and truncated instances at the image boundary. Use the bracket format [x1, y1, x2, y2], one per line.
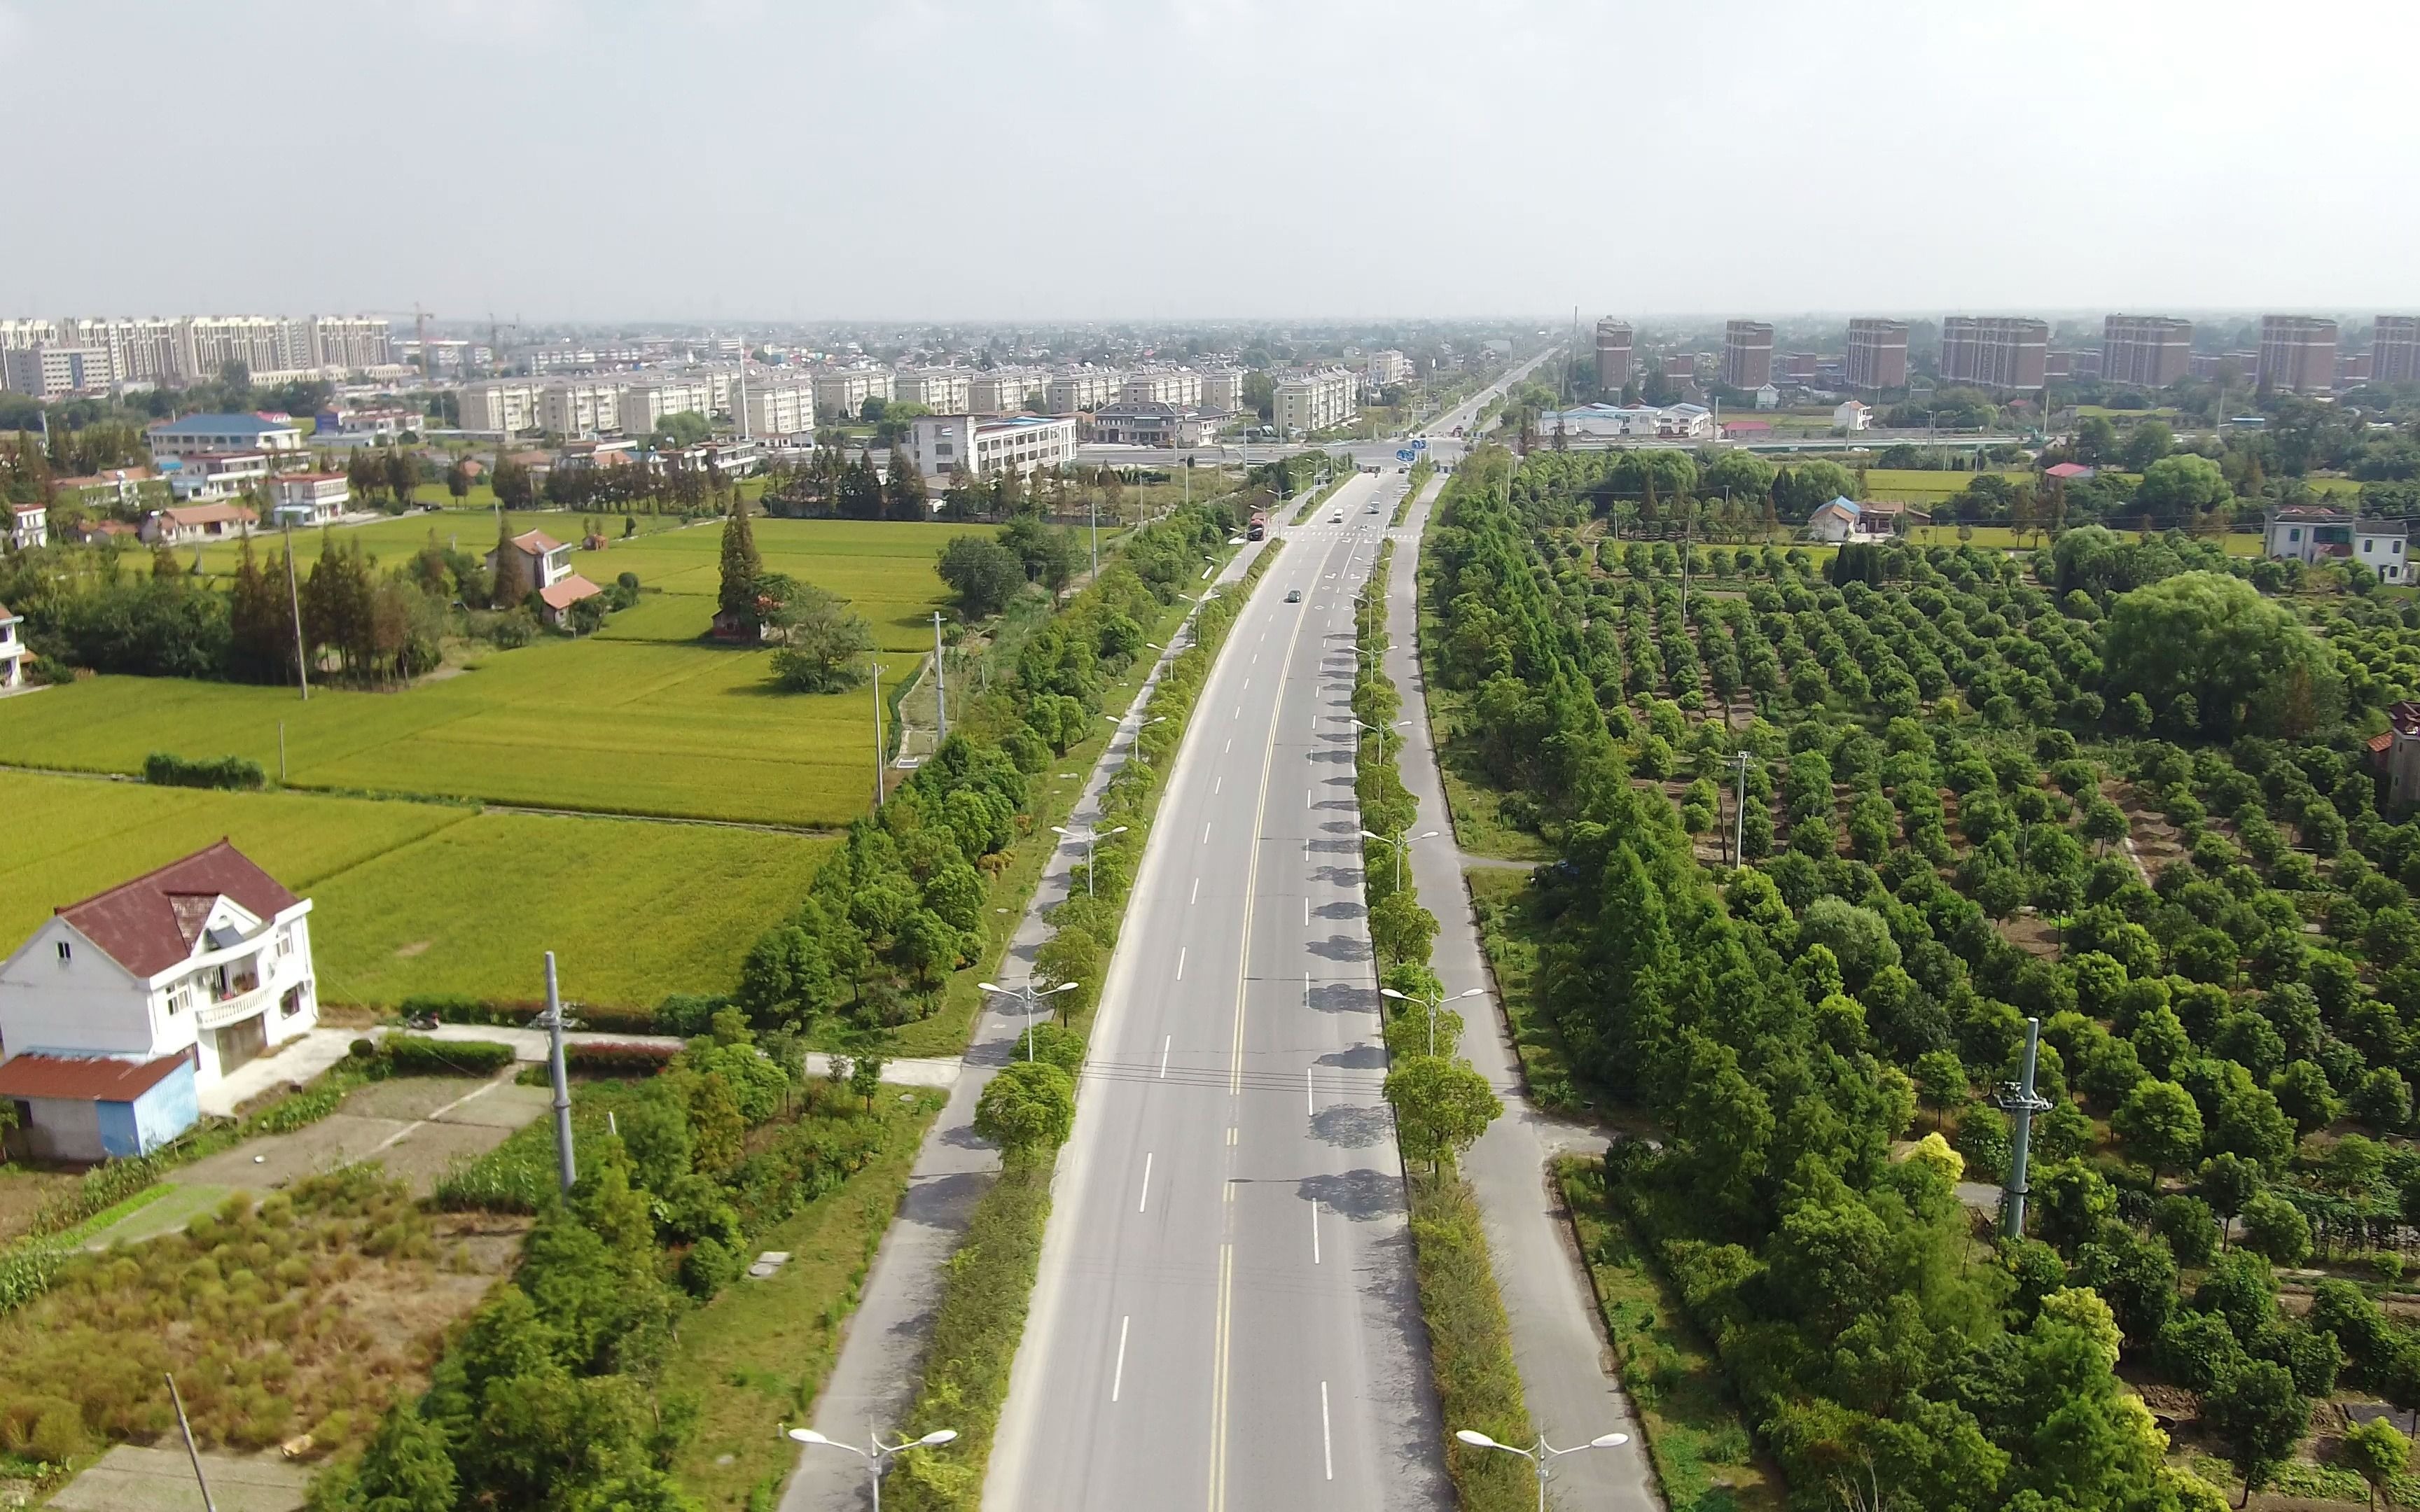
[0, 771, 831, 1010]
[1, 516, 991, 827]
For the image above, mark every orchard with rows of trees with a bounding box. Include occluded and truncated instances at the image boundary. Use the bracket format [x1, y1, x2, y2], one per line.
[1426, 442, 2420, 1506]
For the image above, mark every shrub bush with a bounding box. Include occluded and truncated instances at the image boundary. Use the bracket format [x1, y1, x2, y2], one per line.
[143, 751, 265, 790]
[381, 1034, 515, 1077]
[565, 1042, 679, 1077]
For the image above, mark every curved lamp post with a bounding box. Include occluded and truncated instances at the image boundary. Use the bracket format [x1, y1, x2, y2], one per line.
[980, 979, 1080, 1058]
[1051, 823, 1129, 897]
[787, 1426, 957, 1512]
[1379, 984, 1485, 1057]
[1452, 1428, 1629, 1512]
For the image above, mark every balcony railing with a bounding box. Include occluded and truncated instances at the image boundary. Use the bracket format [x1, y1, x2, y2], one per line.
[195, 983, 268, 1031]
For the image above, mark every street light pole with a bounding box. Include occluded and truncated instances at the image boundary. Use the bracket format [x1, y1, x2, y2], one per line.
[1052, 824, 1129, 898]
[1361, 827, 1440, 892]
[1380, 985, 1484, 1057]
[1453, 1428, 1631, 1512]
[980, 979, 1080, 1058]
[787, 1425, 959, 1512]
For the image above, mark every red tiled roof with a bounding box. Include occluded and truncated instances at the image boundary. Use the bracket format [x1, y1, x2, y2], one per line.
[538, 573, 604, 610]
[510, 529, 564, 553]
[0, 1053, 188, 1102]
[56, 839, 300, 977]
[2370, 732, 2395, 754]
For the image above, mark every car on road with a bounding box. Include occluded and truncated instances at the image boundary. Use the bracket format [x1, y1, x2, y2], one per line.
[1284, 589, 1302, 603]
[1328, 512, 1343, 523]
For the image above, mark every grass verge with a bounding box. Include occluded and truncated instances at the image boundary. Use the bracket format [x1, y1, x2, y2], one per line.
[667, 1088, 945, 1510]
[1466, 868, 1592, 1119]
[1556, 1156, 1783, 1512]
[1408, 1170, 1537, 1512]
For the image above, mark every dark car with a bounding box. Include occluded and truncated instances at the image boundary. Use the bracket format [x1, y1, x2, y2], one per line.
[1285, 589, 1302, 603]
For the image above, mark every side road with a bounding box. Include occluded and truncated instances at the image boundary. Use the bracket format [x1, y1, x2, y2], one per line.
[1384, 477, 1660, 1508]
[780, 529, 1272, 1512]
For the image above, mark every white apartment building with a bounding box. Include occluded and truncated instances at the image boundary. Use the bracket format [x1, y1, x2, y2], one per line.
[814, 368, 894, 417]
[0, 602, 22, 691]
[1045, 368, 1123, 414]
[969, 369, 1048, 414]
[896, 370, 975, 412]
[459, 379, 539, 433]
[1363, 350, 1411, 388]
[1199, 369, 1246, 410]
[1121, 367, 1204, 406]
[308, 317, 394, 371]
[618, 378, 716, 437]
[540, 382, 625, 437]
[2265, 506, 2407, 582]
[0, 320, 60, 354]
[3, 345, 114, 398]
[165, 454, 272, 502]
[1274, 368, 1361, 437]
[737, 377, 816, 439]
[57, 318, 183, 386]
[903, 414, 1080, 480]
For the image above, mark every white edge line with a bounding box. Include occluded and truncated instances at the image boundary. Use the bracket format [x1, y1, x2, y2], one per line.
[1113, 1316, 1131, 1402]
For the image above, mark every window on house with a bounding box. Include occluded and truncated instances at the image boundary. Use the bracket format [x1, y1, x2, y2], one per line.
[167, 981, 191, 1015]
[55, 940, 70, 963]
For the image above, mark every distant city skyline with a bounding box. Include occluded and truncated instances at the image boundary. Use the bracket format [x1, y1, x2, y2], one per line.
[1, 0, 2413, 321]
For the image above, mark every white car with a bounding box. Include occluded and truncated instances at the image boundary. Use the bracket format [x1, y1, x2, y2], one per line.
[1328, 512, 1343, 523]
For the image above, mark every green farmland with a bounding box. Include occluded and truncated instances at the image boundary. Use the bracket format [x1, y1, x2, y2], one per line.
[0, 771, 829, 1009]
[7, 516, 993, 827]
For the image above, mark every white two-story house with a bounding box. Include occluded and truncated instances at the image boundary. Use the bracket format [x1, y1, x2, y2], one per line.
[0, 841, 318, 1157]
[0, 602, 22, 690]
[487, 527, 601, 626]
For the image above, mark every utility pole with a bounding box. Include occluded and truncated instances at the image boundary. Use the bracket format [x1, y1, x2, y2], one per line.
[932, 612, 947, 746]
[870, 664, 886, 812]
[166, 1374, 218, 1512]
[1089, 484, 1099, 580]
[281, 520, 308, 701]
[542, 951, 575, 1194]
[1996, 1016, 2052, 1240]
[1730, 750, 1752, 867]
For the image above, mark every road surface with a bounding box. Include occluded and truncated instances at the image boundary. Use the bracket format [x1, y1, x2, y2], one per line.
[988, 469, 1451, 1512]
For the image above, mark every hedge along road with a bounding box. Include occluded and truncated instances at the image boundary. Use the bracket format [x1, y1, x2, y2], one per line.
[987, 470, 1449, 1512]
[779, 526, 1274, 1512]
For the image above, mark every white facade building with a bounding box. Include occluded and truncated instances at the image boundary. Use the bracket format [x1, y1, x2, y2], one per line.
[144, 501, 260, 542]
[146, 413, 304, 459]
[2265, 507, 2409, 583]
[1045, 368, 1123, 414]
[813, 368, 894, 417]
[0, 840, 319, 1102]
[8, 502, 46, 551]
[539, 381, 624, 437]
[1120, 368, 1204, 407]
[165, 454, 272, 503]
[903, 414, 1080, 479]
[1198, 369, 1246, 411]
[272, 472, 350, 523]
[1833, 400, 1872, 431]
[1363, 350, 1411, 388]
[0, 602, 22, 690]
[738, 377, 816, 439]
[896, 370, 975, 413]
[1534, 403, 1714, 440]
[459, 379, 540, 433]
[968, 369, 1048, 414]
[618, 378, 715, 437]
[1274, 368, 1361, 437]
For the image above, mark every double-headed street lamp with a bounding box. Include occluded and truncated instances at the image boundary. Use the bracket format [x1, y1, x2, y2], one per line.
[980, 979, 1081, 1058]
[1051, 824, 1129, 897]
[786, 1426, 957, 1512]
[1360, 827, 1440, 892]
[1452, 1428, 1631, 1512]
[1379, 983, 1484, 1057]
[1344, 715, 1410, 763]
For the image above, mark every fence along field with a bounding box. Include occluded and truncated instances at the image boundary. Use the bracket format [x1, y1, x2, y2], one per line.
[0, 770, 832, 1011]
[0, 515, 989, 827]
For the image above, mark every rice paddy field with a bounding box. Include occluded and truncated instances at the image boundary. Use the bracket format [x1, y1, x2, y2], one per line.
[0, 771, 830, 1009]
[5, 514, 994, 826]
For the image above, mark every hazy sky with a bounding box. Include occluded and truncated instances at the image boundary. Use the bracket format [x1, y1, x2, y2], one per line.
[3, 0, 2414, 323]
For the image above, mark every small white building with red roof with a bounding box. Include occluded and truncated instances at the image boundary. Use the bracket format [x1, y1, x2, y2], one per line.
[0, 840, 318, 1157]
[0, 601, 22, 690]
[487, 526, 602, 626]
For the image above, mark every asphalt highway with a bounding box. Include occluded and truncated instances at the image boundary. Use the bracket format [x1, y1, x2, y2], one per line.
[987, 468, 1451, 1512]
